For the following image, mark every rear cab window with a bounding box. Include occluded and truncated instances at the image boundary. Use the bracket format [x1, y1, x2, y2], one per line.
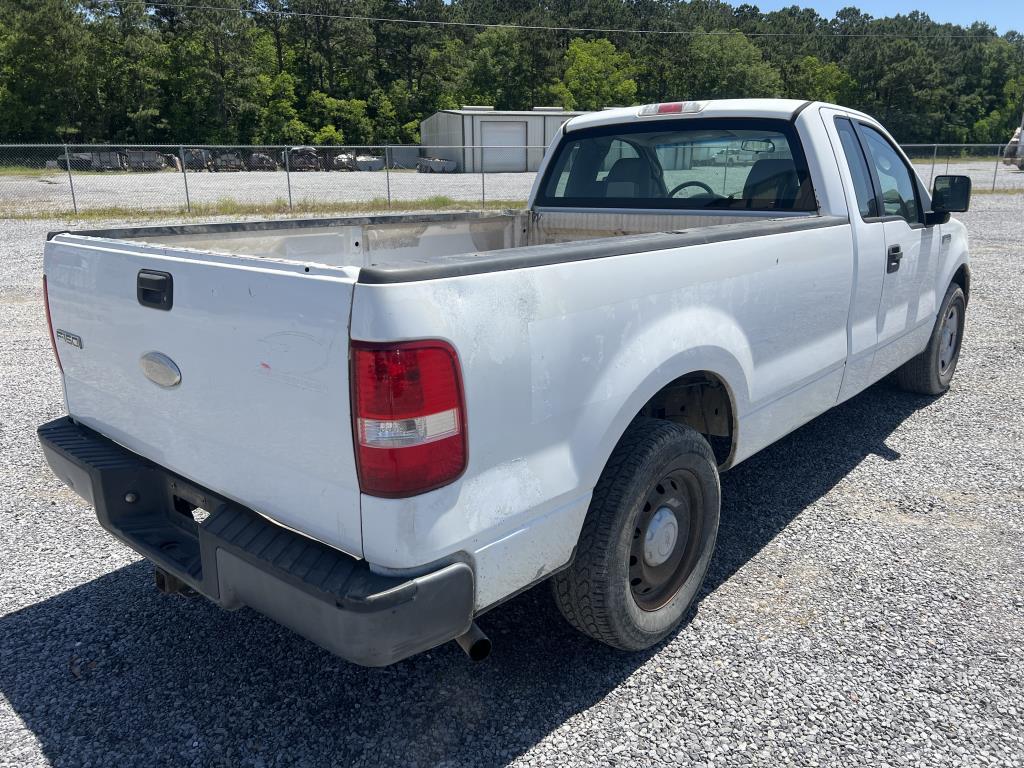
[535, 118, 817, 212]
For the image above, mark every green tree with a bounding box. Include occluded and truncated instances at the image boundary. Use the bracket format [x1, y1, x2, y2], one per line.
[305, 91, 374, 144]
[671, 31, 784, 100]
[85, 2, 168, 142]
[312, 124, 344, 145]
[972, 76, 1024, 143]
[367, 88, 398, 144]
[0, 0, 94, 141]
[551, 38, 637, 111]
[461, 28, 534, 109]
[255, 72, 311, 143]
[157, 5, 274, 142]
[0, 0, 1022, 146]
[782, 56, 856, 103]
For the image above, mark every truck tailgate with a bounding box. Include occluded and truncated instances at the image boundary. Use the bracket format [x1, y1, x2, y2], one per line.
[44, 235, 362, 556]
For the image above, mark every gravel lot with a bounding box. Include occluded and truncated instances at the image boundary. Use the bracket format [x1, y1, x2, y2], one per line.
[2, 194, 1023, 767]
[1, 159, 1021, 215]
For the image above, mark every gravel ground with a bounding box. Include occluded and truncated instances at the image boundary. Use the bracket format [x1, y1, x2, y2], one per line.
[1, 194, 1023, 767]
[1, 159, 1020, 215]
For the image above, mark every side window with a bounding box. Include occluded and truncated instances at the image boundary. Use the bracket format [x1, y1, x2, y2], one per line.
[834, 117, 877, 219]
[552, 144, 578, 196]
[859, 125, 922, 224]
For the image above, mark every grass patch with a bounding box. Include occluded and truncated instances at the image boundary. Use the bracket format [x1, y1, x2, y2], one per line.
[0, 195, 528, 221]
[0, 165, 123, 177]
[0, 165, 62, 177]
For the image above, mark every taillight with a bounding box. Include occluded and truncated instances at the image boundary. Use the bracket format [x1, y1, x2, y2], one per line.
[42, 276, 62, 372]
[351, 339, 467, 497]
[638, 101, 707, 116]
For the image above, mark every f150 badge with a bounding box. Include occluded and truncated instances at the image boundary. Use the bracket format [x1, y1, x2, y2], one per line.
[55, 329, 82, 349]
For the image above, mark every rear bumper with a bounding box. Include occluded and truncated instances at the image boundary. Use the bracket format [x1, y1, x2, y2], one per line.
[37, 416, 475, 666]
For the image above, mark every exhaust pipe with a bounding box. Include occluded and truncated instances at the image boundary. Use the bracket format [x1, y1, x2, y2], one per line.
[455, 622, 492, 661]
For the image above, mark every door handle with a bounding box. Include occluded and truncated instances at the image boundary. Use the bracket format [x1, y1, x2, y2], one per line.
[137, 270, 173, 310]
[886, 245, 903, 274]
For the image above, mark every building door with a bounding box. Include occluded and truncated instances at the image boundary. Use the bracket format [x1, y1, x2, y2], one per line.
[481, 121, 528, 172]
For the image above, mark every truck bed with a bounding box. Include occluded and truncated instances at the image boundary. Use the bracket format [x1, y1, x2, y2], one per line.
[49, 208, 824, 280]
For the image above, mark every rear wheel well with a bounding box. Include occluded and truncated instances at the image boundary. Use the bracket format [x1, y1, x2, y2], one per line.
[637, 371, 736, 467]
[952, 263, 970, 305]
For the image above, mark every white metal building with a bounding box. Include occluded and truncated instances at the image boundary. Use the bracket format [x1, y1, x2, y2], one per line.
[419, 106, 588, 172]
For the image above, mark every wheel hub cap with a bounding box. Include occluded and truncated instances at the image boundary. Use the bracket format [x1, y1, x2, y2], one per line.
[643, 507, 679, 566]
[939, 306, 959, 374]
[629, 469, 703, 611]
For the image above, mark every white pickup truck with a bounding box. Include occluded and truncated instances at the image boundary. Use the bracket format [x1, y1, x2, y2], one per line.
[39, 99, 972, 666]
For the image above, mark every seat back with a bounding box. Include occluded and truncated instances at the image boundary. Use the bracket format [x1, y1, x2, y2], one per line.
[742, 159, 799, 208]
[604, 157, 656, 198]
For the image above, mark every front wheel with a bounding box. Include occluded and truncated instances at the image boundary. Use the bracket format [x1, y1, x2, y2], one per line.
[551, 418, 720, 651]
[895, 282, 966, 395]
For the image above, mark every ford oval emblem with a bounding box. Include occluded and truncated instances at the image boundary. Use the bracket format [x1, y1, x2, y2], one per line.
[140, 351, 182, 388]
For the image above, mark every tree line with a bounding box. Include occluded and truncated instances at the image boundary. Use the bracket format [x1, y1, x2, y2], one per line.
[0, 0, 1021, 146]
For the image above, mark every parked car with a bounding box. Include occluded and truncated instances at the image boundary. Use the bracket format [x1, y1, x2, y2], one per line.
[126, 150, 164, 171]
[182, 148, 213, 172]
[126, 150, 167, 171]
[55, 152, 92, 171]
[212, 150, 245, 172]
[56, 151, 127, 172]
[711, 147, 758, 165]
[331, 152, 358, 171]
[417, 156, 457, 173]
[39, 99, 972, 667]
[247, 152, 277, 171]
[283, 146, 320, 171]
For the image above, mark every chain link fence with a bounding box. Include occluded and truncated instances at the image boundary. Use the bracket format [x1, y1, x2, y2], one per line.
[0, 142, 1020, 219]
[903, 143, 1024, 190]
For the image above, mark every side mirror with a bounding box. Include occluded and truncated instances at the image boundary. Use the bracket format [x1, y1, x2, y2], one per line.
[931, 174, 971, 213]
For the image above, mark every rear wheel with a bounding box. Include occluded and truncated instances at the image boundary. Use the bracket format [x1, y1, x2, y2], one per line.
[552, 418, 720, 650]
[895, 283, 966, 395]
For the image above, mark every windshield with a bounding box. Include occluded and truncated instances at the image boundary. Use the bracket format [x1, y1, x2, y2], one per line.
[536, 118, 816, 212]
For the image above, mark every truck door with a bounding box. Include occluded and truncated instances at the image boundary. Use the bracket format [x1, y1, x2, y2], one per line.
[854, 122, 940, 381]
[826, 113, 888, 402]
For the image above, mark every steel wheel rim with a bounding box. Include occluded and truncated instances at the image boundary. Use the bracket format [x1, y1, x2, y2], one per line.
[628, 468, 704, 611]
[939, 303, 961, 375]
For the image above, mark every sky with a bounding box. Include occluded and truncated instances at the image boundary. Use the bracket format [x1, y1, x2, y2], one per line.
[749, 0, 1012, 31]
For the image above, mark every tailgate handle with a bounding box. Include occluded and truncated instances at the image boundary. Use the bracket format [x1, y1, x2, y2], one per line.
[137, 270, 173, 311]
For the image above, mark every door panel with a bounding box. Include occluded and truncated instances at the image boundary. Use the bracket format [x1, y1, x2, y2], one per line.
[856, 123, 939, 381]
[824, 111, 887, 402]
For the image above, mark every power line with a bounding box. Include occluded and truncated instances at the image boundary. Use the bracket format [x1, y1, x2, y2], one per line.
[92, 0, 1001, 40]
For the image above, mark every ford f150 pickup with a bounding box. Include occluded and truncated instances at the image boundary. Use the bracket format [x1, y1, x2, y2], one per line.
[39, 99, 972, 666]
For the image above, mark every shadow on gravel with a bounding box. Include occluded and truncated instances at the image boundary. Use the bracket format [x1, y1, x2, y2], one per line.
[0, 382, 929, 768]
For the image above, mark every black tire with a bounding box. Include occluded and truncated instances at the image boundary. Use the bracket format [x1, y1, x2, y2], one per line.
[895, 283, 966, 395]
[551, 418, 720, 651]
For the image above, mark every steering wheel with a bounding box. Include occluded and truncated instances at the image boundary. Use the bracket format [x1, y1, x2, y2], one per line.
[668, 180, 716, 198]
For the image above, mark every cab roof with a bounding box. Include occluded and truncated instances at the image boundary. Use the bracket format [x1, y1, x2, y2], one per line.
[564, 99, 814, 133]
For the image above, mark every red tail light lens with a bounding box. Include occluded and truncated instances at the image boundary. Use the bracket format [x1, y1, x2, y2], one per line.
[351, 339, 467, 497]
[42, 276, 62, 372]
